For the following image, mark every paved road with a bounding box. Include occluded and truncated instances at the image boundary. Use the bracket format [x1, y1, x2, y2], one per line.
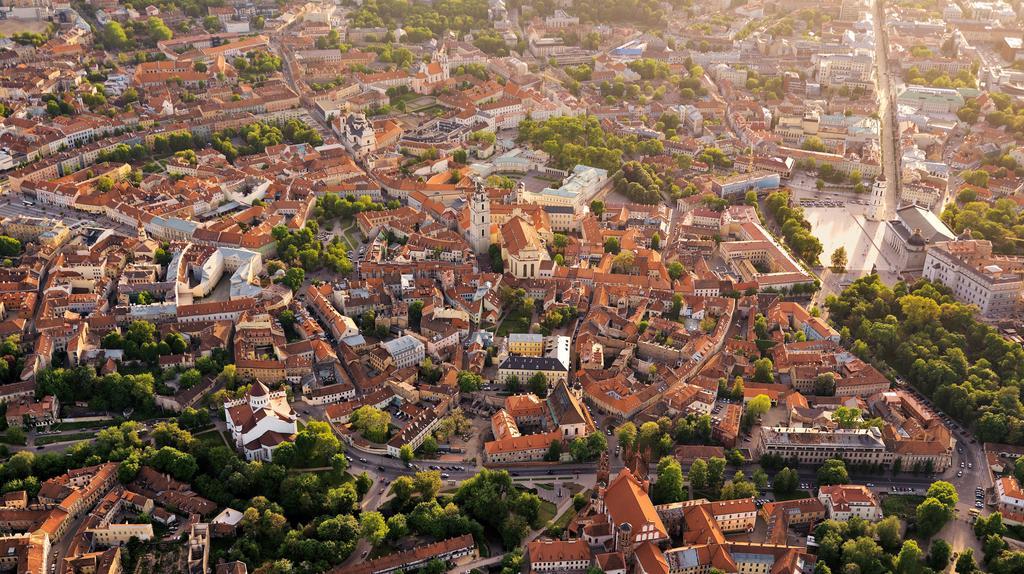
[872, 0, 901, 212]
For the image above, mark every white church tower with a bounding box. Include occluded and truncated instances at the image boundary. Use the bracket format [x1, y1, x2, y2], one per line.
[867, 175, 888, 221]
[468, 178, 491, 254]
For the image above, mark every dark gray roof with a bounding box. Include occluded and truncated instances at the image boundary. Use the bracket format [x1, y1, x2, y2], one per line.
[498, 355, 568, 372]
[543, 205, 575, 214]
[893, 204, 955, 243]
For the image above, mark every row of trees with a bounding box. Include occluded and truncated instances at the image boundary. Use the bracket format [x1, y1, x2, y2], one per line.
[315, 192, 395, 221]
[611, 161, 673, 205]
[765, 190, 824, 266]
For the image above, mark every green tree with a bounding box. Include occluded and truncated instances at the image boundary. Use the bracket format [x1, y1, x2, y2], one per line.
[707, 457, 726, 490]
[667, 261, 684, 281]
[544, 439, 563, 462]
[926, 481, 959, 509]
[772, 467, 799, 495]
[652, 457, 685, 504]
[830, 247, 848, 273]
[832, 406, 862, 429]
[752, 468, 769, 490]
[617, 422, 637, 451]
[817, 459, 849, 485]
[399, 444, 414, 464]
[974, 511, 1007, 538]
[103, 22, 130, 50]
[956, 549, 977, 574]
[841, 536, 884, 574]
[875, 515, 902, 552]
[928, 539, 952, 571]
[386, 513, 408, 539]
[813, 373, 836, 396]
[896, 540, 924, 574]
[916, 496, 953, 538]
[349, 406, 391, 443]
[359, 511, 389, 544]
[178, 368, 202, 389]
[529, 372, 548, 397]
[420, 435, 438, 456]
[753, 358, 774, 383]
[689, 458, 708, 490]
[456, 370, 483, 393]
[282, 267, 305, 291]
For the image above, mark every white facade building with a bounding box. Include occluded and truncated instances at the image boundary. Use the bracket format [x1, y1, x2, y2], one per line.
[381, 335, 426, 369]
[224, 381, 298, 461]
[922, 239, 1024, 317]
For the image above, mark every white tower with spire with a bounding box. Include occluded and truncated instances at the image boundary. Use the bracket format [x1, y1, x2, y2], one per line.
[867, 175, 888, 221]
[468, 178, 491, 254]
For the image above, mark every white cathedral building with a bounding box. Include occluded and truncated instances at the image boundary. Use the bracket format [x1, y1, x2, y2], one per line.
[224, 381, 298, 461]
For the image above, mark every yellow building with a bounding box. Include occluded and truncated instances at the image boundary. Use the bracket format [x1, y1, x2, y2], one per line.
[1, 215, 71, 248]
[508, 333, 544, 356]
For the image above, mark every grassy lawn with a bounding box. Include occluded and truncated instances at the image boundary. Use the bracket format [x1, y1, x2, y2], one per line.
[496, 308, 532, 337]
[415, 104, 447, 117]
[0, 434, 26, 446]
[882, 494, 926, 520]
[37, 431, 94, 446]
[343, 226, 362, 249]
[389, 91, 420, 108]
[195, 430, 228, 448]
[547, 504, 579, 533]
[535, 483, 554, 490]
[774, 489, 812, 502]
[314, 470, 353, 487]
[537, 499, 557, 526]
[564, 483, 586, 495]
